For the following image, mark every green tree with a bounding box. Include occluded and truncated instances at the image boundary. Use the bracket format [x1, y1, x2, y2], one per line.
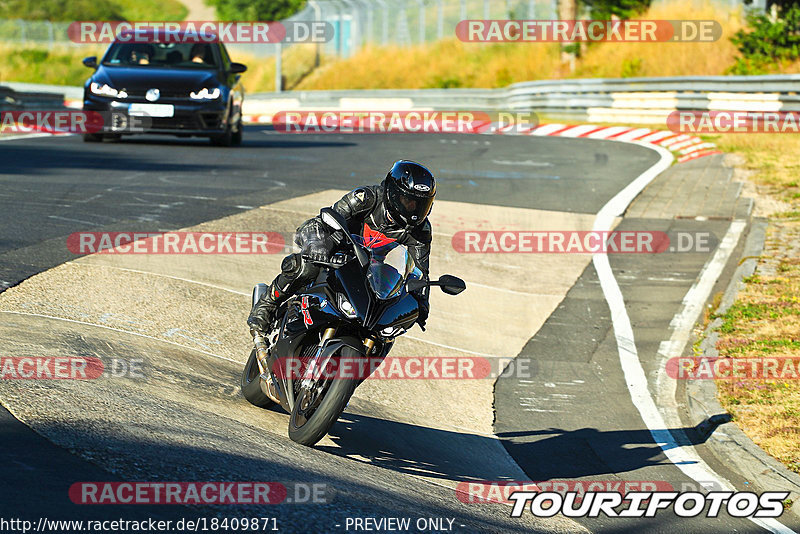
[0, 0, 125, 21]
[206, 0, 306, 21]
[579, 0, 651, 20]
[730, 0, 800, 73]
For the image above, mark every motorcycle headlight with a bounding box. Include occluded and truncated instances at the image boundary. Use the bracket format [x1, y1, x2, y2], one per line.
[189, 87, 221, 100]
[90, 82, 127, 99]
[337, 294, 357, 319]
[381, 326, 404, 338]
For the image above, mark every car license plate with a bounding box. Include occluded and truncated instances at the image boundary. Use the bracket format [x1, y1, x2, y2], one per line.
[128, 103, 174, 118]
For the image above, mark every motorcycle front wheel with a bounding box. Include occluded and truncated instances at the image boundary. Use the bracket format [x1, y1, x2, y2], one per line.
[288, 346, 360, 446]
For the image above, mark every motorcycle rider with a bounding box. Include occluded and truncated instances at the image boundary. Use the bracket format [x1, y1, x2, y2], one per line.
[247, 160, 436, 334]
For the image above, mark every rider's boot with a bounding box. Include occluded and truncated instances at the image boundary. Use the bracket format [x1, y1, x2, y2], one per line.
[247, 278, 286, 334]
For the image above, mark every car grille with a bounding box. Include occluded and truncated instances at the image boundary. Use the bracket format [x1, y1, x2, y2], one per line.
[143, 112, 223, 131]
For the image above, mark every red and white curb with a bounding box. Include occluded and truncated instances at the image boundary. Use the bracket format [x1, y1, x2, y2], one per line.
[526, 123, 721, 163]
[242, 114, 720, 164]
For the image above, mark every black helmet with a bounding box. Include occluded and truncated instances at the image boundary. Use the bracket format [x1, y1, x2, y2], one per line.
[383, 160, 436, 227]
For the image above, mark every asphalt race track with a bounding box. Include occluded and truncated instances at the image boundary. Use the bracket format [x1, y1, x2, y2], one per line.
[0, 127, 796, 533]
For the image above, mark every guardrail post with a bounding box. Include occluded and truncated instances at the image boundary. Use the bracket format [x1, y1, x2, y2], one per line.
[417, 0, 425, 44]
[437, 0, 443, 40]
[275, 42, 282, 92]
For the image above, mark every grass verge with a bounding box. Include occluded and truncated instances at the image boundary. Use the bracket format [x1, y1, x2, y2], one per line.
[708, 134, 800, 475]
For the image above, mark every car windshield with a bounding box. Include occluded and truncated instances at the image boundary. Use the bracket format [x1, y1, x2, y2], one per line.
[352, 236, 421, 299]
[102, 42, 218, 68]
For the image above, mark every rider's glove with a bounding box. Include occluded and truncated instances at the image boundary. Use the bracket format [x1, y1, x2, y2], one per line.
[301, 240, 331, 263]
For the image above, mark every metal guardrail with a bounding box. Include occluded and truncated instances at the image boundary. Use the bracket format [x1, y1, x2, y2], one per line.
[5, 74, 799, 122]
[240, 74, 800, 122]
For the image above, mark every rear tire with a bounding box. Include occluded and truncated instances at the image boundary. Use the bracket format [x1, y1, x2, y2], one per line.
[83, 133, 103, 142]
[241, 348, 275, 408]
[288, 346, 360, 446]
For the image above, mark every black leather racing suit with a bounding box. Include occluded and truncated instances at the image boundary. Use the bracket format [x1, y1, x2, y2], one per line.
[249, 184, 432, 331]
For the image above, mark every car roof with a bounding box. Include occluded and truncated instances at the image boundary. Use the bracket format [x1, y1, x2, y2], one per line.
[113, 29, 220, 43]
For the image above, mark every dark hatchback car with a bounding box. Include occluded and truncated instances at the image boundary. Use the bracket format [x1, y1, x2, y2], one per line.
[82, 36, 246, 146]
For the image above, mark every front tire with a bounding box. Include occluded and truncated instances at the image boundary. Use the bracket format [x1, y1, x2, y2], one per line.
[288, 347, 360, 446]
[231, 118, 243, 146]
[241, 348, 275, 408]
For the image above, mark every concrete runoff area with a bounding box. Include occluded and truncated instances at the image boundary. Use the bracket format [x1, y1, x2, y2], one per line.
[3, 131, 783, 532]
[0, 190, 601, 532]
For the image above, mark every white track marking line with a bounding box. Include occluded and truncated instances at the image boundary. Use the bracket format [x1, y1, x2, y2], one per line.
[592, 142, 792, 534]
[68, 262, 250, 296]
[64, 263, 506, 357]
[0, 310, 239, 364]
[403, 335, 501, 358]
[654, 221, 746, 421]
[48, 215, 102, 226]
[463, 281, 563, 298]
[0, 133, 59, 142]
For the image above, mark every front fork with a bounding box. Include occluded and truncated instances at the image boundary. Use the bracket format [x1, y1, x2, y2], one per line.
[300, 330, 378, 389]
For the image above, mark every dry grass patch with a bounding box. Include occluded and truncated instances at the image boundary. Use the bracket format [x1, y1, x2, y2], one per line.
[711, 134, 800, 475]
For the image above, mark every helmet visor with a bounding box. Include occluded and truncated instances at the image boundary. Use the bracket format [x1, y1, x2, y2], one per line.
[386, 183, 434, 226]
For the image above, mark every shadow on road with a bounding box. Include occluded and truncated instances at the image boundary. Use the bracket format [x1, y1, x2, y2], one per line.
[323, 411, 524, 483]
[496, 425, 715, 480]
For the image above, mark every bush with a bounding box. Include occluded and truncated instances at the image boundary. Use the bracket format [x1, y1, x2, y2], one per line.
[0, 0, 125, 21]
[580, 0, 652, 20]
[730, 2, 800, 73]
[206, 0, 306, 21]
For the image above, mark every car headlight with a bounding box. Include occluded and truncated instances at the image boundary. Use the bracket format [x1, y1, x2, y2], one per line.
[189, 87, 221, 100]
[90, 82, 127, 99]
[337, 294, 357, 319]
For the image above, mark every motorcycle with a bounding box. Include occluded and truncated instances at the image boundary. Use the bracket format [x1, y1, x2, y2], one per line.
[240, 207, 467, 446]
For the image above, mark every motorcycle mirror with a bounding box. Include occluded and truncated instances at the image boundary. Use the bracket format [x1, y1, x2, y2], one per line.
[320, 208, 345, 232]
[320, 208, 369, 268]
[438, 275, 466, 295]
[406, 279, 428, 292]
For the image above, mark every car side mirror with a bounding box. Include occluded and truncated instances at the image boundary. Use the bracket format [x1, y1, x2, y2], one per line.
[438, 275, 466, 295]
[229, 62, 247, 74]
[83, 56, 98, 69]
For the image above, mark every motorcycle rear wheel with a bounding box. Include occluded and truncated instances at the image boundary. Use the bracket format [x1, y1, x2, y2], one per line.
[241, 348, 276, 408]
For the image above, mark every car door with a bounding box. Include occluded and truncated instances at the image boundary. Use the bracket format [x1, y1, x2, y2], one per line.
[217, 43, 244, 125]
